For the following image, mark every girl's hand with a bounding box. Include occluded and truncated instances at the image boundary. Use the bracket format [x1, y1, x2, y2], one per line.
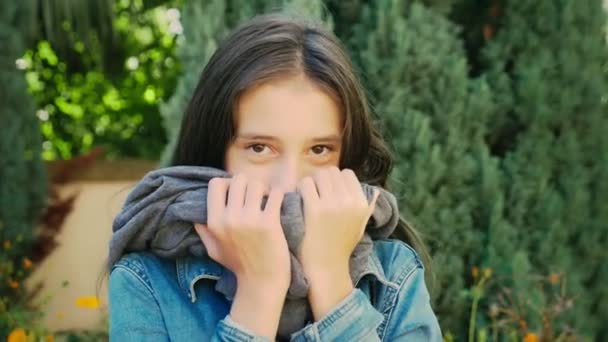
[194, 174, 291, 289]
[194, 175, 289, 339]
[296, 166, 380, 278]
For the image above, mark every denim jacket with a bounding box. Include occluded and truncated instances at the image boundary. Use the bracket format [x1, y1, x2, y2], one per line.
[108, 238, 442, 341]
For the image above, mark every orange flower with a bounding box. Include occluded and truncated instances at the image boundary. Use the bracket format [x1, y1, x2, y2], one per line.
[483, 24, 495, 40]
[548, 272, 560, 285]
[75, 296, 100, 309]
[523, 333, 538, 342]
[46, 334, 55, 342]
[3, 240, 11, 249]
[8, 279, 19, 289]
[22, 258, 32, 269]
[472, 266, 480, 279]
[7, 328, 27, 342]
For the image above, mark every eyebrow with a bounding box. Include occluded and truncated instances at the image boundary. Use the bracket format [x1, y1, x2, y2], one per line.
[237, 133, 342, 144]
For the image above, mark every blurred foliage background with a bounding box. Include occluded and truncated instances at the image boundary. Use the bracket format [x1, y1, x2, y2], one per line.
[2, 0, 607, 341]
[23, 0, 181, 160]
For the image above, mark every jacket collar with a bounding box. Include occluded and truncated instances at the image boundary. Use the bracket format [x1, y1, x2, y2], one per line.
[176, 251, 397, 303]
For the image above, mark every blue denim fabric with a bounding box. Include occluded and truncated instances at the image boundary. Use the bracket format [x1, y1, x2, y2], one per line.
[108, 239, 442, 341]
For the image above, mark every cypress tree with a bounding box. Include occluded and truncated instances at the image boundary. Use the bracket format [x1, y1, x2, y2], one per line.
[479, 1, 608, 338]
[345, 0, 496, 335]
[0, 2, 48, 336]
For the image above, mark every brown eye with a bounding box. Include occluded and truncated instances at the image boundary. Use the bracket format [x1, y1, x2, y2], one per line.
[311, 145, 331, 155]
[246, 143, 270, 155]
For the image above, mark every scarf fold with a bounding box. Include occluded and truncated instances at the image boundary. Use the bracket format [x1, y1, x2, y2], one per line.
[108, 165, 400, 339]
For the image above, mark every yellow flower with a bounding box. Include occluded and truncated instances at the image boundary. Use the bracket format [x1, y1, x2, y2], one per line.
[8, 279, 19, 289]
[8, 328, 27, 342]
[3, 240, 11, 249]
[523, 333, 538, 342]
[471, 266, 480, 279]
[483, 268, 493, 278]
[75, 296, 101, 309]
[22, 258, 32, 269]
[488, 303, 499, 318]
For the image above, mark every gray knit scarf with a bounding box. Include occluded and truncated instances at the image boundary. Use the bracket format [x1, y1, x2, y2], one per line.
[108, 165, 399, 339]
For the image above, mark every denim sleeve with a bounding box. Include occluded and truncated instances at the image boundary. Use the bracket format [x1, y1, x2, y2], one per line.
[290, 267, 442, 341]
[214, 315, 272, 342]
[109, 265, 271, 341]
[290, 288, 384, 341]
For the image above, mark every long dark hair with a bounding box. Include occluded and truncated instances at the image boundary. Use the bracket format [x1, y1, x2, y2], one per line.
[170, 13, 432, 272]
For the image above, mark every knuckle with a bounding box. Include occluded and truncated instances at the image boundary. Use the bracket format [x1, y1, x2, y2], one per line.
[261, 210, 276, 222]
[248, 179, 263, 189]
[357, 201, 369, 211]
[301, 176, 314, 187]
[342, 196, 356, 207]
[206, 216, 220, 229]
[206, 247, 219, 258]
[210, 177, 227, 186]
[243, 210, 261, 224]
[208, 177, 220, 189]
[312, 168, 323, 178]
[232, 173, 247, 183]
[305, 201, 320, 213]
[342, 168, 356, 177]
[222, 212, 239, 228]
[270, 186, 283, 197]
[352, 196, 368, 209]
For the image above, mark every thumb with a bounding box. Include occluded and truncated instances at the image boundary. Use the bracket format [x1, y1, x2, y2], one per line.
[194, 223, 220, 260]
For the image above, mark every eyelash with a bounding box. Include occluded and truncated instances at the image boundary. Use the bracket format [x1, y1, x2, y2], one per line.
[245, 143, 334, 156]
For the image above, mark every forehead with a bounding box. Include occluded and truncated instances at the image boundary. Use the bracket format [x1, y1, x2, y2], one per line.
[234, 74, 343, 141]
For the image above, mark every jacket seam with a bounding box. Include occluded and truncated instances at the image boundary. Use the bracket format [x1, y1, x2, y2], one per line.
[176, 257, 187, 297]
[375, 239, 423, 340]
[112, 264, 155, 295]
[379, 263, 424, 341]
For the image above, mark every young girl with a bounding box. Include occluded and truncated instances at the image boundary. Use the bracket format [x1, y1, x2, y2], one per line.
[108, 13, 442, 341]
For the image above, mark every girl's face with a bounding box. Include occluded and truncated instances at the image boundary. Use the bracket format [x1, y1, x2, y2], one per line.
[225, 73, 343, 193]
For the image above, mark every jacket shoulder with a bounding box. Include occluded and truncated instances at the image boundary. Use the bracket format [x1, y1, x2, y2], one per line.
[111, 251, 175, 290]
[372, 239, 424, 285]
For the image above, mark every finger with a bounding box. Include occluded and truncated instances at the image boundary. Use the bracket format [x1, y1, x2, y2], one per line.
[328, 166, 348, 198]
[297, 176, 319, 207]
[342, 168, 367, 203]
[207, 177, 230, 227]
[194, 222, 211, 240]
[227, 174, 247, 209]
[245, 180, 265, 211]
[263, 187, 284, 216]
[312, 168, 333, 199]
